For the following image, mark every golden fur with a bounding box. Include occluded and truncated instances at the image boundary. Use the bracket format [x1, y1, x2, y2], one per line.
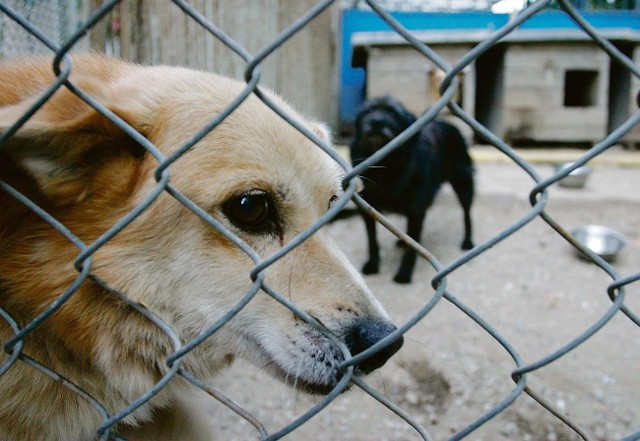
[0, 55, 400, 440]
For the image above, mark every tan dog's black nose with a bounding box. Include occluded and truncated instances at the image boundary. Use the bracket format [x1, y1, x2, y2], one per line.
[345, 321, 404, 374]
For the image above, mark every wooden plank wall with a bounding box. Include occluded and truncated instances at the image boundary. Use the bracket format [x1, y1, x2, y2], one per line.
[0, 1, 89, 57]
[106, 1, 337, 124]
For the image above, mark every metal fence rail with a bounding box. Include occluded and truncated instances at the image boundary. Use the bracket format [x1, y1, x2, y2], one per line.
[0, 1, 639, 440]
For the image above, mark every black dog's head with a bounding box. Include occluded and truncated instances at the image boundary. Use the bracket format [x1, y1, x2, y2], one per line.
[351, 96, 417, 163]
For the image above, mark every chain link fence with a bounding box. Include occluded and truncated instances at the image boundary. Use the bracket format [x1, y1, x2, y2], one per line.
[1, 0, 639, 440]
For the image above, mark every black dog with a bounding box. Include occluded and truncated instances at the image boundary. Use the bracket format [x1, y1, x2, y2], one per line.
[350, 96, 475, 284]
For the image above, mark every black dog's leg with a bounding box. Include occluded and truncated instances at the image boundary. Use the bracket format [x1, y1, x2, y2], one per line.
[361, 212, 380, 274]
[451, 173, 475, 250]
[393, 211, 425, 284]
[461, 205, 473, 250]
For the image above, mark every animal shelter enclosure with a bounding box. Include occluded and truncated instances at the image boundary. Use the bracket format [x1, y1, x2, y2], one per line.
[350, 26, 640, 144]
[1, 1, 639, 440]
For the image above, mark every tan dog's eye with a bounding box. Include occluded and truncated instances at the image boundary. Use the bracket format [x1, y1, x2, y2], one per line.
[223, 190, 277, 233]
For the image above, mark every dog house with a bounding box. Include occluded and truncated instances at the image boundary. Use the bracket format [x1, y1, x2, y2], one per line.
[349, 24, 640, 145]
[498, 29, 640, 145]
[351, 31, 477, 138]
[500, 33, 610, 144]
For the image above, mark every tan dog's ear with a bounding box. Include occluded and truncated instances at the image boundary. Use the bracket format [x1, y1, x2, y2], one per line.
[0, 86, 147, 206]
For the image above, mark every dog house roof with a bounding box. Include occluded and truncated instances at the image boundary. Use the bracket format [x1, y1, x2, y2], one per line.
[351, 27, 640, 67]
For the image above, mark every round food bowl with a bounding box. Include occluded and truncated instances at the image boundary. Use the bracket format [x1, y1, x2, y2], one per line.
[571, 225, 626, 262]
[554, 163, 592, 188]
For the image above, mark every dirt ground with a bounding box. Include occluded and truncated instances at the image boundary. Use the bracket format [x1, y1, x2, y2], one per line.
[204, 158, 640, 441]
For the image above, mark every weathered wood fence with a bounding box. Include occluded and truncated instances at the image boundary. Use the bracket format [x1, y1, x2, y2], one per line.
[1, 1, 338, 124]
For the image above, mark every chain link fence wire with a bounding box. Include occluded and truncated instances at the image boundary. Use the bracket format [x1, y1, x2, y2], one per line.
[0, 0, 639, 440]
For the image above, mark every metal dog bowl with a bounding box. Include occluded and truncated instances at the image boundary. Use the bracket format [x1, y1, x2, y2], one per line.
[571, 225, 626, 261]
[554, 163, 592, 188]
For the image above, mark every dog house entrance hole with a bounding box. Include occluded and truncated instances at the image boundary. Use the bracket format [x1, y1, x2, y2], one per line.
[564, 69, 598, 107]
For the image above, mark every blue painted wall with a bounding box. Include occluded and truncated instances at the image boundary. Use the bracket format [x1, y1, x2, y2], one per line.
[339, 9, 640, 130]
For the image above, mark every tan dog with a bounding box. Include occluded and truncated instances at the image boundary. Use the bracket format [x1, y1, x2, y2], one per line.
[0, 55, 403, 441]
